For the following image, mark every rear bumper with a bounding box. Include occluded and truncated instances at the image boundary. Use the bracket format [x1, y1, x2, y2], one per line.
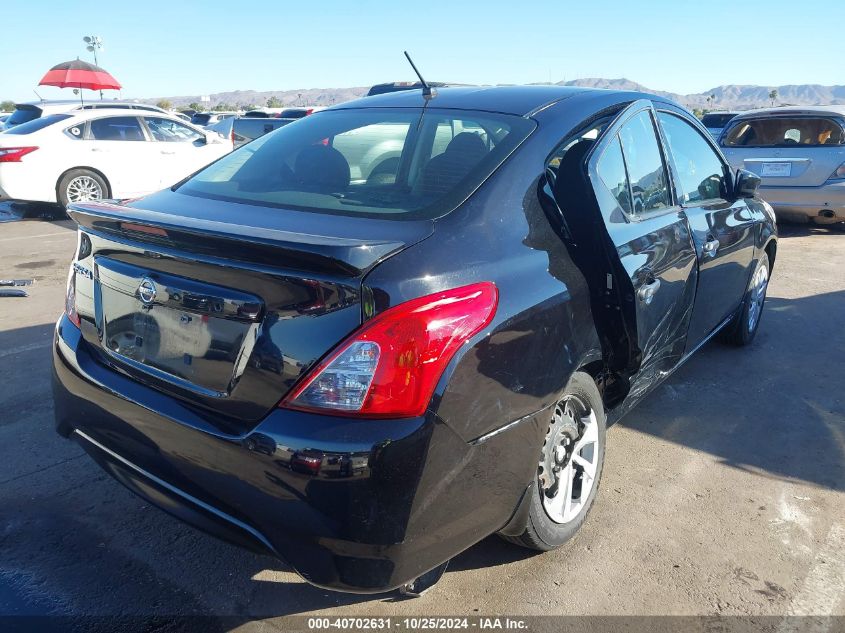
[0, 166, 57, 204]
[758, 181, 845, 221]
[52, 314, 534, 593]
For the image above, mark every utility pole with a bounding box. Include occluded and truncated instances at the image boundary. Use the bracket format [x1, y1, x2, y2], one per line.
[83, 35, 105, 99]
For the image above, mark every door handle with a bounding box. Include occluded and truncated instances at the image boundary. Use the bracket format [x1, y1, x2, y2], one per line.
[637, 278, 661, 305]
[703, 238, 720, 258]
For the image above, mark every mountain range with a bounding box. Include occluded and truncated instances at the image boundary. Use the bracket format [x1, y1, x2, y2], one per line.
[140, 79, 845, 111]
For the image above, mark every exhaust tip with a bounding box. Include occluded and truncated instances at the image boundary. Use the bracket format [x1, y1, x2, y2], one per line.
[819, 210, 836, 219]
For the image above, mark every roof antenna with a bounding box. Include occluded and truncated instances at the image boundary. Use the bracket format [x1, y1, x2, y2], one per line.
[404, 51, 436, 100]
[33, 88, 43, 102]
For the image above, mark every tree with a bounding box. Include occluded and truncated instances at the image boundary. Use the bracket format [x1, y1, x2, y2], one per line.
[187, 102, 202, 112]
[0, 100, 15, 112]
[769, 89, 778, 107]
[266, 96, 283, 108]
[213, 102, 234, 112]
[156, 99, 172, 111]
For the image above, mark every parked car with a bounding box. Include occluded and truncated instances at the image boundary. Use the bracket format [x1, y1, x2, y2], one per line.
[191, 112, 238, 127]
[0, 109, 230, 207]
[720, 105, 845, 224]
[700, 110, 741, 139]
[53, 86, 776, 596]
[276, 107, 326, 119]
[1, 100, 169, 131]
[230, 116, 295, 148]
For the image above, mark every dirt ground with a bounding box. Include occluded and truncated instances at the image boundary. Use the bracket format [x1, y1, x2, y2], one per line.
[1, 213, 843, 629]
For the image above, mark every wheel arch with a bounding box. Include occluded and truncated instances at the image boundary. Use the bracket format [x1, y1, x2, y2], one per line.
[56, 166, 113, 202]
[763, 237, 777, 272]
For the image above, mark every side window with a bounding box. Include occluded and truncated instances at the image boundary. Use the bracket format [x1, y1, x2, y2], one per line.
[618, 111, 671, 214]
[657, 112, 728, 204]
[144, 117, 203, 143]
[89, 116, 145, 141]
[596, 135, 632, 216]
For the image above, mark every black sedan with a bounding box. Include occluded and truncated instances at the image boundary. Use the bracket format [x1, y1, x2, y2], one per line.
[53, 85, 777, 595]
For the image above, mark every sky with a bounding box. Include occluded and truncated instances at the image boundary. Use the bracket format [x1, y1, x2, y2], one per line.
[2, 0, 842, 103]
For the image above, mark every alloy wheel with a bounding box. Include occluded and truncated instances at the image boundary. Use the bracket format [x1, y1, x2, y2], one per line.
[747, 262, 769, 332]
[539, 396, 599, 524]
[66, 176, 103, 203]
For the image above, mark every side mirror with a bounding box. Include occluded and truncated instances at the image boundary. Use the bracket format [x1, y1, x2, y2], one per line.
[735, 168, 761, 199]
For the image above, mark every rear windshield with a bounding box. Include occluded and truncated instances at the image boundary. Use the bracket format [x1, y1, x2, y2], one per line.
[3, 114, 72, 134]
[6, 106, 41, 127]
[701, 113, 737, 128]
[191, 114, 212, 126]
[177, 108, 535, 220]
[722, 116, 845, 147]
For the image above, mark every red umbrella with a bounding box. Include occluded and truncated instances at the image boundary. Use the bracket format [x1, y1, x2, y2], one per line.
[38, 59, 121, 91]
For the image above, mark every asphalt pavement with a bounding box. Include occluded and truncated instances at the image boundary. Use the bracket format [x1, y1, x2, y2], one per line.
[0, 215, 843, 630]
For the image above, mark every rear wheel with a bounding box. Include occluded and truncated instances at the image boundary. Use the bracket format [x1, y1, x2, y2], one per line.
[58, 169, 108, 208]
[501, 372, 606, 551]
[721, 252, 770, 346]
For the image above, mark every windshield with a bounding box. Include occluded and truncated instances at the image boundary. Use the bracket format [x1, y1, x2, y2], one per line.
[4, 114, 73, 134]
[177, 108, 535, 220]
[6, 106, 41, 127]
[723, 116, 845, 147]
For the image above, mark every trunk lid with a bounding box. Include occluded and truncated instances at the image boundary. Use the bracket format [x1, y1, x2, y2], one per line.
[67, 189, 432, 430]
[727, 147, 845, 187]
[721, 114, 845, 187]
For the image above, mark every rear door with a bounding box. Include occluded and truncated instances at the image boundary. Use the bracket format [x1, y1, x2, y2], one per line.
[86, 115, 161, 197]
[656, 110, 756, 349]
[585, 102, 698, 398]
[721, 115, 845, 186]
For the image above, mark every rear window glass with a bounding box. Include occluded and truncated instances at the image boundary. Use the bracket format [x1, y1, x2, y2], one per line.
[192, 114, 212, 126]
[3, 114, 72, 134]
[701, 113, 737, 128]
[6, 107, 41, 127]
[177, 108, 535, 220]
[723, 116, 845, 147]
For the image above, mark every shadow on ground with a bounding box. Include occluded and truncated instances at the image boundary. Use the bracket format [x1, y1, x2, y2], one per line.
[0, 201, 67, 223]
[1, 223, 842, 623]
[618, 287, 845, 492]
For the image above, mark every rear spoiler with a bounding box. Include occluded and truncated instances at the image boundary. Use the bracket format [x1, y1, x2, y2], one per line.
[68, 201, 427, 278]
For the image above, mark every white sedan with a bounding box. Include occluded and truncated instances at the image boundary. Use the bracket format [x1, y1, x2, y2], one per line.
[0, 109, 232, 207]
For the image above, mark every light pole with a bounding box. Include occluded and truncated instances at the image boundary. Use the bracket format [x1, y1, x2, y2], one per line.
[83, 35, 104, 99]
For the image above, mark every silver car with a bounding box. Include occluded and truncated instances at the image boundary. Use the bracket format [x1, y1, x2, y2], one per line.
[720, 105, 845, 224]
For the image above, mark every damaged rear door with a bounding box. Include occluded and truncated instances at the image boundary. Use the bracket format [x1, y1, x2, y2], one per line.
[552, 100, 697, 415]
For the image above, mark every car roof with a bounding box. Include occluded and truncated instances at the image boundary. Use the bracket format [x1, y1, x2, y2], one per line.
[60, 108, 189, 123]
[733, 105, 845, 119]
[15, 100, 165, 110]
[332, 85, 606, 116]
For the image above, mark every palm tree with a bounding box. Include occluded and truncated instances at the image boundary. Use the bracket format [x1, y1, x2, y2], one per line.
[769, 89, 778, 107]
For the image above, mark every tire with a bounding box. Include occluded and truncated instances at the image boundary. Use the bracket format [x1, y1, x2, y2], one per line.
[501, 372, 606, 551]
[720, 252, 770, 347]
[57, 169, 109, 208]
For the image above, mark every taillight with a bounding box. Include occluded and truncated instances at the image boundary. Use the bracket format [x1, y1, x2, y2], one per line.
[831, 163, 845, 180]
[65, 266, 80, 327]
[281, 282, 498, 419]
[0, 147, 38, 162]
